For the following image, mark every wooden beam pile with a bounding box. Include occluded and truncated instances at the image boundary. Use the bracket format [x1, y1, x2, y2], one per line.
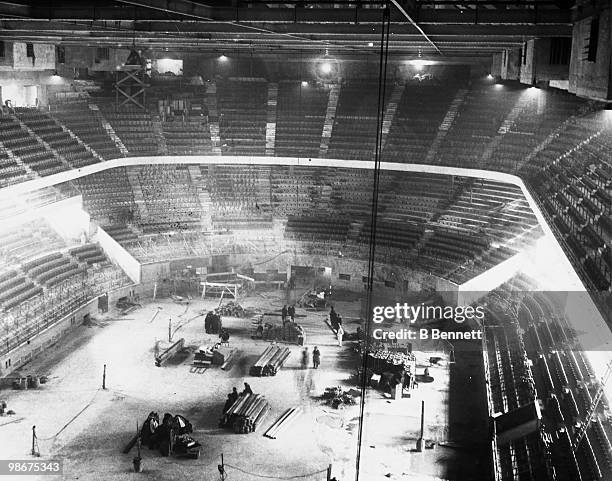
[249, 345, 291, 377]
[264, 407, 303, 439]
[155, 338, 185, 367]
[220, 393, 270, 434]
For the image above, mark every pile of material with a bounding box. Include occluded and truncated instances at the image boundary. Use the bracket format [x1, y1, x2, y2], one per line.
[261, 322, 305, 345]
[322, 386, 359, 409]
[193, 345, 214, 367]
[220, 393, 270, 434]
[204, 311, 222, 334]
[249, 345, 291, 377]
[155, 338, 185, 367]
[367, 349, 417, 374]
[264, 407, 303, 439]
[212, 347, 236, 369]
[214, 301, 249, 317]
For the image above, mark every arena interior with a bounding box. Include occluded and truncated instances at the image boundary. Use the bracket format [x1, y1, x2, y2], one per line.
[0, 1, 611, 480]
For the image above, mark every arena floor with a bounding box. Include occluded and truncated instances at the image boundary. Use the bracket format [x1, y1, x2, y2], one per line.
[1, 289, 489, 481]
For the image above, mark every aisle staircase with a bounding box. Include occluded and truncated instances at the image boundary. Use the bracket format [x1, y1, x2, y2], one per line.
[205, 82, 222, 155]
[265, 82, 278, 157]
[381, 82, 405, 149]
[319, 85, 340, 158]
[88, 103, 129, 156]
[424, 89, 468, 164]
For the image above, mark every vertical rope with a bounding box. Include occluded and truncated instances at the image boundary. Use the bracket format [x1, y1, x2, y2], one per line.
[355, 4, 390, 480]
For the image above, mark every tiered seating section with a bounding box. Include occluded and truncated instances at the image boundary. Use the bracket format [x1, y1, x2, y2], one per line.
[327, 80, 390, 161]
[50, 101, 122, 160]
[217, 79, 267, 155]
[76, 167, 136, 225]
[482, 277, 612, 481]
[0, 113, 66, 176]
[275, 81, 328, 158]
[136, 165, 201, 233]
[0, 218, 131, 355]
[0, 78, 608, 294]
[433, 84, 523, 167]
[14, 108, 99, 169]
[383, 83, 457, 162]
[82, 165, 542, 277]
[526, 116, 612, 292]
[150, 87, 213, 155]
[97, 104, 158, 156]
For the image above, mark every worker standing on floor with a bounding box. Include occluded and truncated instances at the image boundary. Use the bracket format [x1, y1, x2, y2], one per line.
[312, 346, 321, 369]
[301, 347, 310, 369]
[337, 323, 344, 347]
[288, 304, 295, 322]
[281, 304, 288, 323]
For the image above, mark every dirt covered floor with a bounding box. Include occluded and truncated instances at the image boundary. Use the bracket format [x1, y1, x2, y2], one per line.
[0, 289, 488, 481]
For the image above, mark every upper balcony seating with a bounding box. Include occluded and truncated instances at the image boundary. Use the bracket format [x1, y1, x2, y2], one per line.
[0, 114, 66, 176]
[383, 84, 457, 163]
[0, 145, 31, 187]
[328, 80, 391, 161]
[217, 79, 267, 156]
[276, 81, 329, 158]
[50, 101, 122, 160]
[97, 104, 158, 156]
[435, 84, 524, 167]
[14, 108, 99, 169]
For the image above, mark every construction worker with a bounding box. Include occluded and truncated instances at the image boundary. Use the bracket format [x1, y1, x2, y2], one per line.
[337, 324, 344, 347]
[312, 346, 321, 369]
[301, 347, 310, 369]
[281, 305, 288, 323]
[288, 304, 295, 322]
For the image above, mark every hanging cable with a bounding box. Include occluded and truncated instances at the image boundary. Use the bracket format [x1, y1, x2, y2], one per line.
[355, 3, 391, 481]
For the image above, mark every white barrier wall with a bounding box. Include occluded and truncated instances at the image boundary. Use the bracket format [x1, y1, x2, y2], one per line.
[96, 226, 141, 284]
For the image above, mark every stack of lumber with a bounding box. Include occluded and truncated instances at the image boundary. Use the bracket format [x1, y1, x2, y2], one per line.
[262, 322, 305, 345]
[249, 345, 291, 377]
[367, 349, 416, 374]
[264, 407, 303, 439]
[155, 338, 185, 367]
[212, 346, 236, 369]
[220, 393, 270, 434]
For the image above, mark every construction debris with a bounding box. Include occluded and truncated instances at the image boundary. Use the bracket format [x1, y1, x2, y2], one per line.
[220, 393, 271, 434]
[116, 296, 141, 315]
[252, 318, 305, 345]
[249, 344, 291, 377]
[214, 301, 253, 318]
[367, 349, 417, 375]
[264, 407, 303, 439]
[193, 345, 214, 367]
[322, 386, 359, 409]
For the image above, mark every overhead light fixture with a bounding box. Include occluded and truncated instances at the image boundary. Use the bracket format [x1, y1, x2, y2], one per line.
[218, 55, 228, 62]
[487, 74, 494, 80]
[301, 81, 308, 87]
[320, 62, 332, 74]
[368, 42, 374, 47]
